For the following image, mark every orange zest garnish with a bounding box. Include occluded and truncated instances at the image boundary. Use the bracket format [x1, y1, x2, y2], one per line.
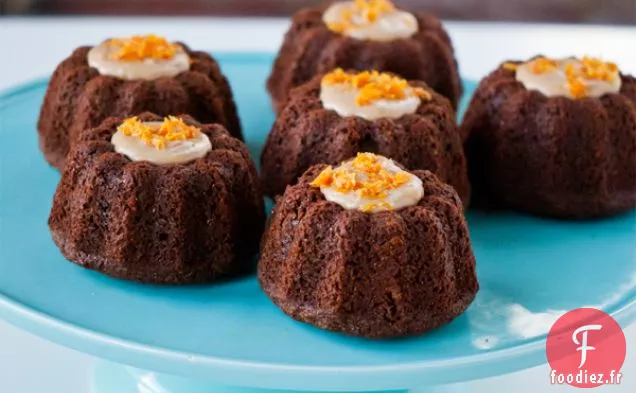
[326, 0, 396, 33]
[322, 68, 431, 106]
[564, 63, 588, 99]
[579, 56, 619, 83]
[565, 56, 618, 98]
[528, 57, 558, 74]
[310, 153, 412, 203]
[117, 116, 200, 149]
[361, 201, 392, 212]
[502, 62, 518, 71]
[565, 56, 619, 98]
[520, 56, 620, 99]
[108, 34, 180, 61]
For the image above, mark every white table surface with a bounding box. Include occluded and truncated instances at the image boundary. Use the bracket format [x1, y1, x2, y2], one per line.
[0, 18, 635, 393]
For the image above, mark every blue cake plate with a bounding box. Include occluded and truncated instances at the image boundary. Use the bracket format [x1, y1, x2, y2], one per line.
[1, 53, 635, 393]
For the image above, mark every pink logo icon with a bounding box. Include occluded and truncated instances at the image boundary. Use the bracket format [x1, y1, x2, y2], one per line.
[546, 308, 626, 388]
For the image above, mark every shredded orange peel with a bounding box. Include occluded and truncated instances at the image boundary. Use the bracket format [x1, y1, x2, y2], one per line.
[108, 34, 180, 61]
[502, 62, 518, 71]
[361, 201, 392, 212]
[564, 57, 619, 98]
[503, 56, 620, 99]
[327, 0, 397, 33]
[310, 152, 412, 205]
[322, 68, 431, 106]
[117, 116, 200, 149]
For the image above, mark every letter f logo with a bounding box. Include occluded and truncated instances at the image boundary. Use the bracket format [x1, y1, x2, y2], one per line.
[572, 324, 603, 368]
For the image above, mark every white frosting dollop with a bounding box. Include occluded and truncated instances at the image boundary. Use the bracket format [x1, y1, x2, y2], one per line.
[320, 82, 422, 121]
[323, 1, 418, 42]
[87, 40, 190, 81]
[111, 121, 211, 165]
[515, 57, 621, 99]
[316, 155, 424, 212]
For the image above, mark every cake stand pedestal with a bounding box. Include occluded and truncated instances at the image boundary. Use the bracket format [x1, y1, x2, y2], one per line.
[92, 361, 468, 393]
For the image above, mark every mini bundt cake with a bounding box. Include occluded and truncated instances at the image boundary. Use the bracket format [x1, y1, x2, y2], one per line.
[49, 112, 265, 284]
[462, 56, 636, 218]
[267, 0, 462, 113]
[261, 69, 470, 204]
[259, 153, 478, 338]
[39, 34, 242, 171]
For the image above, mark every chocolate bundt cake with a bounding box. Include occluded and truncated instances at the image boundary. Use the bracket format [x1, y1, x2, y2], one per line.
[259, 153, 478, 338]
[261, 69, 470, 203]
[462, 56, 636, 218]
[39, 34, 242, 171]
[267, 0, 462, 113]
[49, 112, 265, 284]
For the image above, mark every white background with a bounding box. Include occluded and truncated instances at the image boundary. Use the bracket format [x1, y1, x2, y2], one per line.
[0, 18, 635, 393]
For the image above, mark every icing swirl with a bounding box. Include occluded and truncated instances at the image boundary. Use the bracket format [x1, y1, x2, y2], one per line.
[320, 69, 430, 120]
[87, 34, 190, 80]
[111, 116, 211, 164]
[310, 153, 424, 212]
[323, 0, 418, 41]
[509, 56, 621, 99]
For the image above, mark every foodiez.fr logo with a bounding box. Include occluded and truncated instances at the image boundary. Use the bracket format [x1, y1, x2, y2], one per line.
[546, 308, 626, 388]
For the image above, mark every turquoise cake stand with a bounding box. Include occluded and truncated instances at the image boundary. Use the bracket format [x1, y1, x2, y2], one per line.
[1, 53, 635, 393]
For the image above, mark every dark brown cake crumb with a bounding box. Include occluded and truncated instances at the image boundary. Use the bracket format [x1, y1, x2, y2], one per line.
[258, 164, 479, 338]
[267, 3, 462, 113]
[49, 112, 265, 284]
[462, 60, 636, 218]
[261, 72, 470, 205]
[38, 43, 242, 171]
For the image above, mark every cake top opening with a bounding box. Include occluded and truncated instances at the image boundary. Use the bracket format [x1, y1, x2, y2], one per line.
[107, 34, 181, 62]
[310, 153, 423, 212]
[87, 35, 189, 80]
[311, 152, 411, 197]
[506, 56, 621, 99]
[117, 116, 201, 150]
[111, 116, 211, 165]
[322, 68, 430, 106]
[323, 0, 418, 41]
[327, 0, 396, 32]
[528, 57, 558, 74]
